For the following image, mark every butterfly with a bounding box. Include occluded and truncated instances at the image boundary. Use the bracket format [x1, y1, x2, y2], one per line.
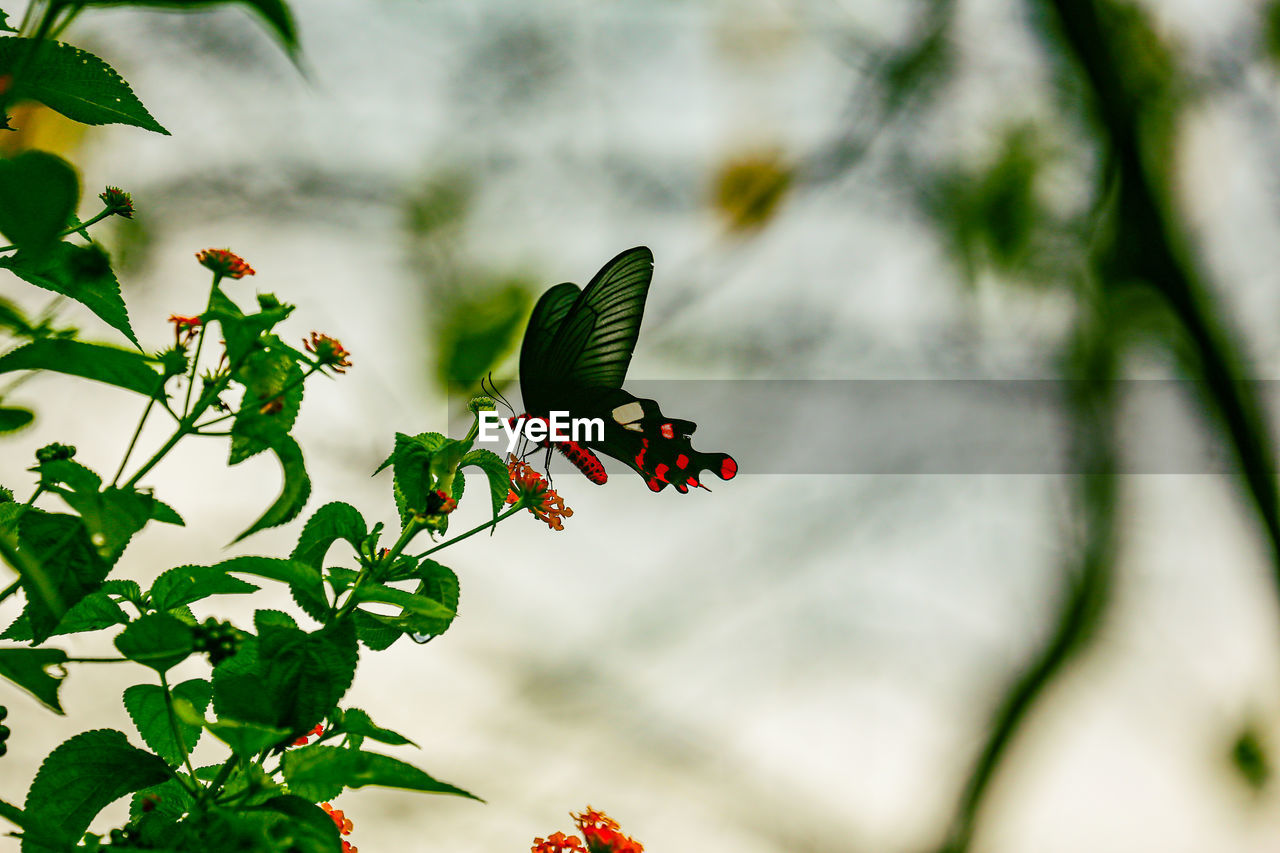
[512, 246, 738, 493]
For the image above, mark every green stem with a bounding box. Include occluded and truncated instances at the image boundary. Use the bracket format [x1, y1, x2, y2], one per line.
[417, 504, 523, 560]
[192, 364, 322, 432]
[159, 672, 199, 782]
[201, 755, 239, 805]
[0, 577, 20, 604]
[111, 396, 157, 487]
[0, 528, 64, 619]
[333, 519, 424, 621]
[0, 207, 115, 254]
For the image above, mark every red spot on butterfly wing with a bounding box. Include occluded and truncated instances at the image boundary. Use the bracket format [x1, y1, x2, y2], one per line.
[720, 457, 738, 480]
[647, 478, 662, 492]
[674, 482, 688, 493]
[660, 423, 675, 439]
[654, 463, 669, 482]
[676, 454, 689, 469]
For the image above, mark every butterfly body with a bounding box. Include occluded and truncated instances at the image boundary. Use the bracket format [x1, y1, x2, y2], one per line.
[516, 246, 737, 492]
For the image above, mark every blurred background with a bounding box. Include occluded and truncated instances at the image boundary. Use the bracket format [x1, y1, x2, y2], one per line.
[6, 0, 1280, 850]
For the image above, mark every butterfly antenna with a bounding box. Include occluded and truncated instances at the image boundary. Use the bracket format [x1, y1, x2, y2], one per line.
[486, 372, 517, 415]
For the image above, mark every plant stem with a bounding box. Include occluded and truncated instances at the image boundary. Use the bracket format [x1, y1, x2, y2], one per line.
[0, 207, 116, 254]
[111, 396, 157, 487]
[159, 672, 200, 782]
[418, 505, 522, 559]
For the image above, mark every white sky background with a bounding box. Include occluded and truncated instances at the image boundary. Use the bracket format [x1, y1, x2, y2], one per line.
[5, 0, 1280, 851]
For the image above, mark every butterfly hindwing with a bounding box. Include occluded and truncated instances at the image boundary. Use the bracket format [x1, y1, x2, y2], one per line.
[592, 390, 737, 493]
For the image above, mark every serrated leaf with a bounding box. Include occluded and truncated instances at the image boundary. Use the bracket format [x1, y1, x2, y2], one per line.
[0, 406, 33, 432]
[114, 613, 195, 673]
[22, 729, 170, 853]
[0, 38, 168, 133]
[150, 499, 184, 526]
[460, 448, 508, 524]
[149, 564, 259, 612]
[410, 559, 459, 640]
[290, 501, 366, 569]
[351, 582, 455, 620]
[353, 610, 401, 651]
[229, 348, 303, 464]
[0, 647, 67, 713]
[215, 555, 325, 616]
[281, 745, 481, 803]
[53, 482, 154, 564]
[0, 243, 137, 345]
[338, 707, 416, 747]
[0, 151, 78, 253]
[230, 432, 310, 544]
[0, 339, 163, 397]
[123, 679, 211, 765]
[212, 618, 356, 739]
[2, 590, 128, 641]
[17, 512, 109, 643]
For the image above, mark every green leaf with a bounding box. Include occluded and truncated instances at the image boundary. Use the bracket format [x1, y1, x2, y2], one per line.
[22, 729, 170, 853]
[281, 745, 481, 803]
[381, 431, 446, 528]
[230, 432, 311, 544]
[17, 512, 109, 643]
[0, 11, 15, 33]
[460, 448, 509, 524]
[250, 795, 342, 853]
[123, 679, 211, 765]
[229, 348, 303, 464]
[1, 590, 128, 640]
[351, 582, 455, 620]
[172, 698, 289, 759]
[0, 406, 33, 433]
[78, 0, 298, 57]
[114, 613, 195, 673]
[212, 618, 356, 738]
[0, 151, 78, 253]
[0, 647, 67, 713]
[0, 243, 137, 345]
[149, 564, 259, 612]
[411, 559, 459, 639]
[149, 499, 184, 526]
[353, 610, 401, 651]
[52, 482, 154, 564]
[215, 555, 325, 616]
[337, 707, 416, 747]
[290, 501, 366, 569]
[0, 38, 168, 133]
[0, 339, 163, 397]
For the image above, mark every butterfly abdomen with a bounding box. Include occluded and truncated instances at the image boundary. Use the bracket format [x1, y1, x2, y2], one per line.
[509, 415, 609, 484]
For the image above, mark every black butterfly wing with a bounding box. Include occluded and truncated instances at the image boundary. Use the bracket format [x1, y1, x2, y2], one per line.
[524, 247, 653, 411]
[590, 390, 738, 493]
[519, 280, 580, 413]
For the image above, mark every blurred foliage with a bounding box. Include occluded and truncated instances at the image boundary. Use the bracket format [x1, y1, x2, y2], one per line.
[432, 278, 530, 390]
[403, 170, 532, 395]
[932, 126, 1047, 283]
[711, 149, 793, 234]
[0, 103, 87, 159]
[1267, 1, 1280, 64]
[1231, 725, 1270, 793]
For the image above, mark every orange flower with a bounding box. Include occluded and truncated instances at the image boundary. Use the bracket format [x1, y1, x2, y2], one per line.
[341, 842, 358, 853]
[304, 332, 353, 374]
[195, 248, 255, 279]
[573, 808, 643, 853]
[532, 831, 586, 853]
[506, 456, 573, 531]
[320, 802, 353, 835]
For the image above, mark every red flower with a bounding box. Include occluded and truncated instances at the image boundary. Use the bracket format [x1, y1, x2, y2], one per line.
[304, 332, 353, 374]
[195, 248, 255, 280]
[506, 456, 573, 531]
[168, 314, 203, 346]
[99, 186, 134, 219]
[291, 723, 324, 747]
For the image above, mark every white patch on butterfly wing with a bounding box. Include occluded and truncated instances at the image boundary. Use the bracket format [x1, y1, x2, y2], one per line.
[611, 401, 646, 431]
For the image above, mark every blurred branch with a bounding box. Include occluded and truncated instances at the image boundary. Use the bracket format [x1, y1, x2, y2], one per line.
[938, 299, 1119, 853]
[1043, 0, 1280, 567]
